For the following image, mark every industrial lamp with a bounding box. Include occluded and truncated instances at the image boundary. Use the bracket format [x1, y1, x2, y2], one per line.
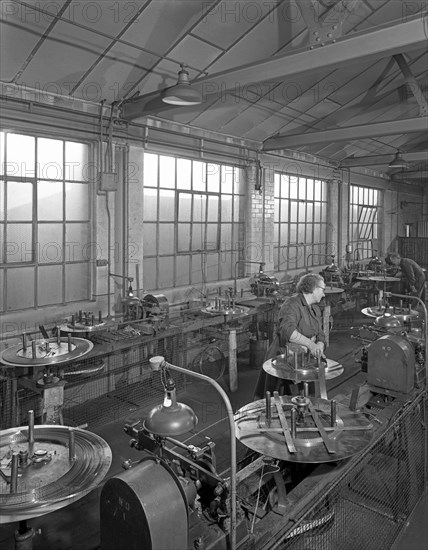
[122, 282, 141, 305]
[144, 360, 198, 436]
[146, 355, 237, 550]
[162, 64, 202, 106]
[388, 150, 409, 169]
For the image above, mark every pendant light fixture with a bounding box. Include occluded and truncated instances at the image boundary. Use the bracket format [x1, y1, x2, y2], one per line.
[162, 64, 202, 106]
[388, 150, 409, 169]
[144, 361, 198, 436]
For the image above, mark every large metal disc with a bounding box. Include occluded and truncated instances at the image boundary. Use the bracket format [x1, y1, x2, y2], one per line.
[202, 305, 249, 316]
[0, 425, 112, 523]
[60, 319, 113, 333]
[324, 287, 344, 294]
[362, 306, 419, 319]
[235, 396, 374, 463]
[364, 276, 401, 282]
[263, 356, 343, 382]
[0, 337, 93, 367]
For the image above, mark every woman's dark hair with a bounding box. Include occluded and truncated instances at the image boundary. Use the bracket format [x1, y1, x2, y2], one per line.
[296, 273, 324, 294]
[388, 252, 401, 262]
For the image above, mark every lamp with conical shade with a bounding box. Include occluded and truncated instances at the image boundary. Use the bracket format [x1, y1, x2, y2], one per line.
[388, 150, 409, 169]
[162, 64, 202, 106]
[144, 378, 198, 437]
[121, 284, 141, 305]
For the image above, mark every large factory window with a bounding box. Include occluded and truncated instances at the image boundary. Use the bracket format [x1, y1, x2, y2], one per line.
[0, 131, 91, 312]
[349, 185, 380, 260]
[273, 173, 328, 271]
[142, 153, 244, 290]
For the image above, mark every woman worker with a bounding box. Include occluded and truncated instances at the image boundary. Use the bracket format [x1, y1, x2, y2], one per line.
[254, 272, 327, 399]
[386, 252, 426, 304]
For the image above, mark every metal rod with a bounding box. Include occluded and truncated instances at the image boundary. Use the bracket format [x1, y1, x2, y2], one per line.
[290, 407, 297, 438]
[67, 334, 72, 352]
[331, 400, 337, 427]
[69, 429, 76, 461]
[265, 391, 271, 425]
[31, 341, 36, 359]
[152, 357, 238, 550]
[233, 260, 265, 296]
[136, 264, 140, 297]
[10, 453, 19, 493]
[22, 334, 27, 352]
[109, 272, 133, 282]
[28, 410, 34, 449]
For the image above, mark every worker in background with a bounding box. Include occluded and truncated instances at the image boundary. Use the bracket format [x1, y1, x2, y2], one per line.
[386, 252, 426, 303]
[254, 273, 327, 399]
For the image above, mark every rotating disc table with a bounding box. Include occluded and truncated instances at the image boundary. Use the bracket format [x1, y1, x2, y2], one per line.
[235, 394, 374, 463]
[1, 337, 94, 368]
[263, 355, 344, 382]
[0, 424, 112, 523]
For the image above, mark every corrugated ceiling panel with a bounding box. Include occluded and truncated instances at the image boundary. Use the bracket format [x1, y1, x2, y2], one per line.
[62, 0, 143, 36]
[206, 6, 307, 74]
[243, 105, 316, 141]
[119, 1, 208, 60]
[192, 0, 282, 50]
[359, 0, 414, 27]
[73, 43, 158, 103]
[166, 35, 223, 73]
[220, 99, 289, 136]
[140, 59, 189, 96]
[0, 2, 54, 81]
[179, 94, 254, 131]
[17, 21, 111, 98]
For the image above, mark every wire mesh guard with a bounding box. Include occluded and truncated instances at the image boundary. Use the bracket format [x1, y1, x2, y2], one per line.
[62, 334, 186, 428]
[254, 391, 427, 550]
[0, 301, 276, 431]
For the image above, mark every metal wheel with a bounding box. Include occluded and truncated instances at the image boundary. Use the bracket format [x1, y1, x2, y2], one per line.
[192, 345, 226, 380]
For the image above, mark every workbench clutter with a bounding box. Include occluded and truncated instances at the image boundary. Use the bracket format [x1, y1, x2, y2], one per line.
[0, 283, 426, 550]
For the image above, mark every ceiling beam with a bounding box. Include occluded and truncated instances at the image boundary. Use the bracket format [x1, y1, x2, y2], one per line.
[391, 170, 428, 180]
[262, 117, 428, 151]
[121, 16, 427, 120]
[340, 151, 428, 167]
[393, 54, 428, 116]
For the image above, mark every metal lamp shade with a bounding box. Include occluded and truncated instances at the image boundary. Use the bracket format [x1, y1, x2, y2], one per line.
[144, 388, 198, 436]
[162, 67, 202, 106]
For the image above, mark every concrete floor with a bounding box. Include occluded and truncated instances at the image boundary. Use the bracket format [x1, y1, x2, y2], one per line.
[0, 308, 426, 550]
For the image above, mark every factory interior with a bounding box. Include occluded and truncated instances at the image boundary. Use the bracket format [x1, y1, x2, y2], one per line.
[0, 1, 428, 549]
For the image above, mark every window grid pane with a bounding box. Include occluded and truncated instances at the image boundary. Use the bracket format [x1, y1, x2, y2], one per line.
[143, 153, 244, 290]
[0, 132, 91, 312]
[274, 171, 328, 271]
[349, 185, 380, 260]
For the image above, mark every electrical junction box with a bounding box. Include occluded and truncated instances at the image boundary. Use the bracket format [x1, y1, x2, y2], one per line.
[98, 171, 118, 192]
